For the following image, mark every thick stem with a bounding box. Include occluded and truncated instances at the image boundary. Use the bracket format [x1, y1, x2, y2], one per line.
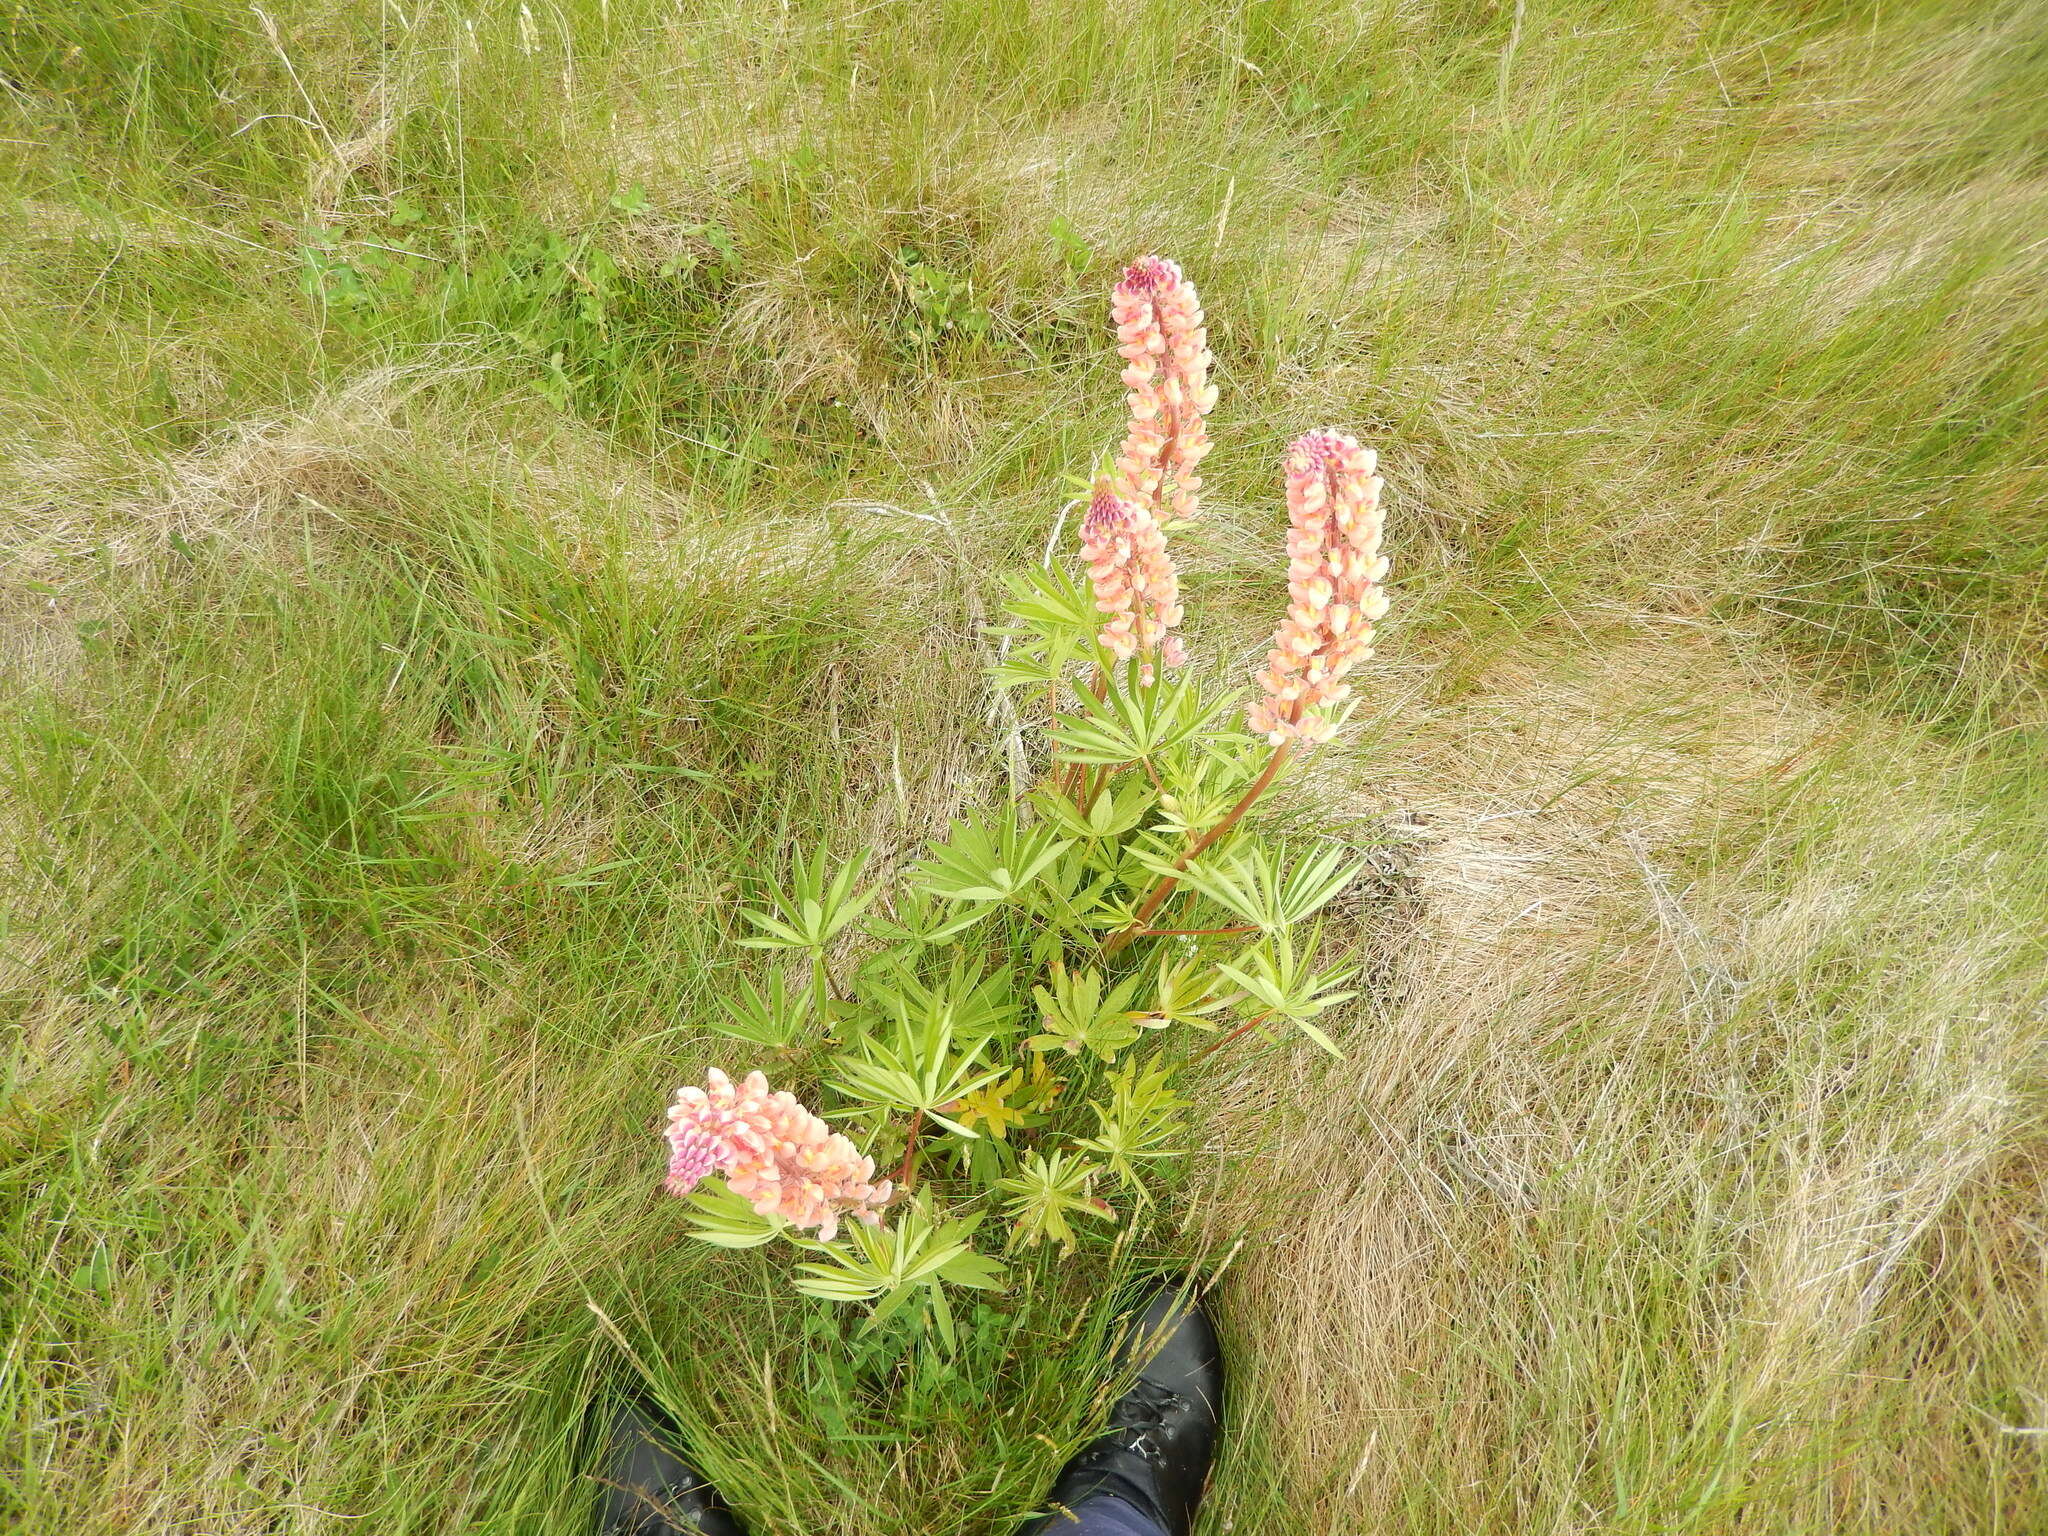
[1135, 924, 1259, 938]
[1106, 742, 1294, 955]
[1183, 741, 1295, 865]
[895, 1108, 926, 1189]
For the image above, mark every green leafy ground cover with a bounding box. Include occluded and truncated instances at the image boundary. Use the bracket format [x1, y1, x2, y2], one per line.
[2, 2, 2044, 1532]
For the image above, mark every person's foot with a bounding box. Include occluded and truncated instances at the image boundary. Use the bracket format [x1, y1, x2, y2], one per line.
[594, 1388, 749, 1535]
[1027, 1280, 1225, 1535]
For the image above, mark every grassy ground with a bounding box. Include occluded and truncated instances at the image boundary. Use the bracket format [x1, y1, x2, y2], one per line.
[3, 0, 2045, 1532]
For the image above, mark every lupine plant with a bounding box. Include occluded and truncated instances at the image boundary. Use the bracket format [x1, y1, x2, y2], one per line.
[658, 257, 1391, 1345]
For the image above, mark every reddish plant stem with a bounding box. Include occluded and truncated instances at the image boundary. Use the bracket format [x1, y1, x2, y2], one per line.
[1135, 924, 1258, 938]
[1194, 1010, 1274, 1062]
[1077, 667, 1110, 800]
[1106, 742, 1294, 954]
[896, 1109, 925, 1189]
[1059, 747, 1094, 804]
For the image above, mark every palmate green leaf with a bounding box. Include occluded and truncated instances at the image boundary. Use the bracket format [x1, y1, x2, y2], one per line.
[997, 1150, 1115, 1254]
[988, 651, 1063, 691]
[1027, 961, 1166, 1061]
[791, 1200, 1005, 1345]
[1212, 930, 1360, 1059]
[862, 886, 992, 945]
[856, 953, 1018, 1043]
[936, 1246, 1007, 1290]
[1151, 954, 1229, 1030]
[993, 564, 1097, 637]
[911, 808, 1070, 906]
[709, 970, 814, 1049]
[1073, 1059, 1187, 1200]
[733, 910, 806, 948]
[1014, 844, 1125, 937]
[1049, 670, 1234, 767]
[987, 566, 1094, 690]
[1152, 842, 1365, 932]
[829, 1002, 1007, 1135]
[832, 1057, 1004, 1137]
[1029, 779, 1158, 842]
[1153, 739, 1272, 839]
[1074, 883, 1148, 935]
[736, 843, 878, 952]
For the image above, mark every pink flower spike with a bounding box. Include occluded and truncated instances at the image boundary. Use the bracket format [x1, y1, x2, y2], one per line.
[1246, 430, 1390, 746]
[662, 1068, 892, 1237]
[1111, 256, 1216, 525]
[1080, 483, 1187, 680]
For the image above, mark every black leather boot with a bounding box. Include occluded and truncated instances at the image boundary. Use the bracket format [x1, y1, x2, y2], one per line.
[594, 1389, 749, 1536]
[1026, 1281, 1225, 1535]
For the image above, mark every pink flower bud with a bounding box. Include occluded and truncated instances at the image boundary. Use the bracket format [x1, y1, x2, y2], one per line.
[1245, 430, 1391, 746]
[1110, 257, 1216, 524]
[1079, 483, 1188, 674]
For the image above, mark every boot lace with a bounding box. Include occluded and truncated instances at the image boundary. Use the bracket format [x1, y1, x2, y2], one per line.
[1094, 1378, 1188, 1463]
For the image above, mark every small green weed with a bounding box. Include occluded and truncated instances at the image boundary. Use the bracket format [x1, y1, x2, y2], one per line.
[895, 246, 993, 349]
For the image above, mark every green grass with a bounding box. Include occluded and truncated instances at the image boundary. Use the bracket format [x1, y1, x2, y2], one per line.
[2, 0, 2044, 1532]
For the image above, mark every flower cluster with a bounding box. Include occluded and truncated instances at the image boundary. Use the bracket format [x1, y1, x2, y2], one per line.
[1079, 484, 1187, 680]
[664, 1068, 892, 1240]
[1246, 430, 1390, 745]
[1112, 256, 1216, 524]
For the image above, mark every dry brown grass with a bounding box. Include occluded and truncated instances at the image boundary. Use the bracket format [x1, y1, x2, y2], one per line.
[1197, 634, 2045, 1531]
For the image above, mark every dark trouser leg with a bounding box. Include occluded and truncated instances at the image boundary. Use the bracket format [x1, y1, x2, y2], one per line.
[1055, 1495, 1173, 1536]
